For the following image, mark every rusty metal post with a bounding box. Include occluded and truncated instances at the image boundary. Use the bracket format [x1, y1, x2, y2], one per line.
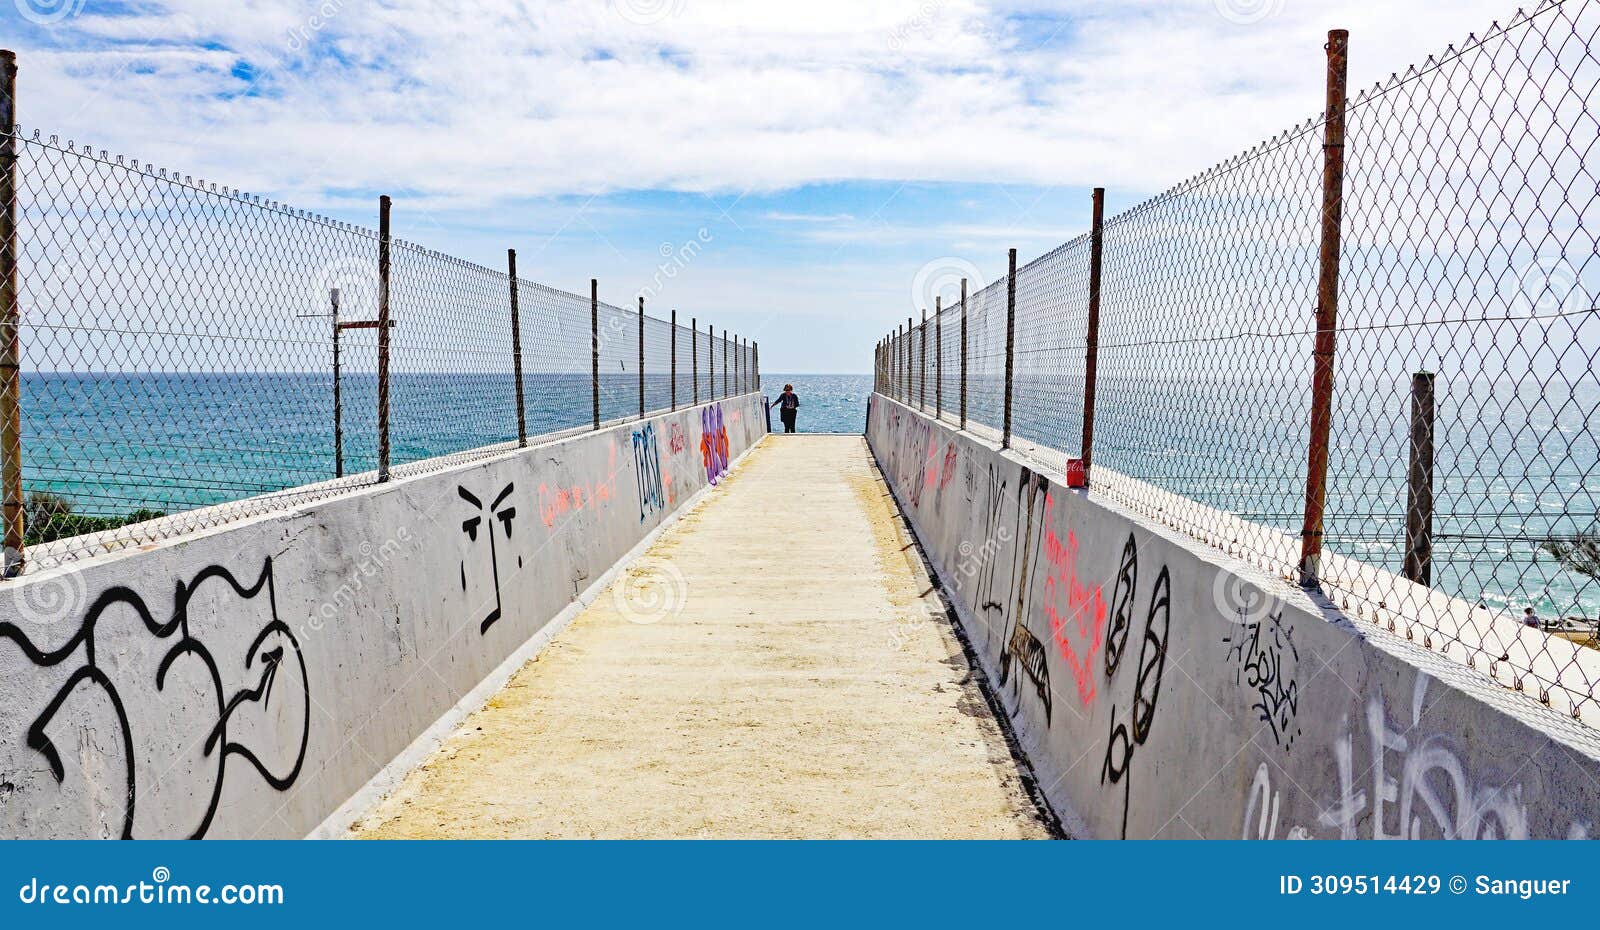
[0, 50, 21, 573]
[637, 296, 645, 419]
[376, 195, 392, 482]
[919, 307, 927, 411]
[935, 297, 943, 418]
[905, 317, 913, 403]
[331, 288, 344, 478]
[670, 309, 677, 411]
[889, 326, 902, 398]
[1081, 187, 1105, 478]
[507, 249, 526, 447]
[1299, 28, 1350, 587]
[1403, 371, 1435, 586]
[1002, 247, 1016, 449]
[590, 279, 600, 429]
[960, 278, 968, 430]
[692, 316, 699, 405]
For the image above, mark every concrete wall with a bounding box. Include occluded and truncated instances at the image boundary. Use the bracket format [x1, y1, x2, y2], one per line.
[0, 395, 765, 839]
[867, 394, 1600, 839]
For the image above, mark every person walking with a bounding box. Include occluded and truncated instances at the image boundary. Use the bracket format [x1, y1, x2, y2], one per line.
[771, 384, 800, 433]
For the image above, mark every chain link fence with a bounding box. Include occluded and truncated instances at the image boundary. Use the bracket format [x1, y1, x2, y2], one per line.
[875, 0, 1600, 723]
[0, 83, 757, 572]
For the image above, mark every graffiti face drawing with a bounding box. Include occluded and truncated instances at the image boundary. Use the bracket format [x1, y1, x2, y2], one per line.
[459, 483, 519, 635]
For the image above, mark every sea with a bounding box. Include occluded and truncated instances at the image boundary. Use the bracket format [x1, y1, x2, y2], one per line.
[17, 370, 1596, 622]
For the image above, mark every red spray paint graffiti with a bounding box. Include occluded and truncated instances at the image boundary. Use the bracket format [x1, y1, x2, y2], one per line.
[538, 442, 620, 527]
[1041, 491, 1108, 705]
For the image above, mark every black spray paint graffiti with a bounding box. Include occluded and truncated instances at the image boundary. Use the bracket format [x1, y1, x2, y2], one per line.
[459, 482, 519, 635]
[974, 462, 1011, 623]
[996, 468, 1053, 724]
[633, 422, 665, 522]
[0, 558, 309, 839]
[1100, 534, 1172, 839]
[1000, 622, 1053, 726]
[1222, 610, 1301, 751]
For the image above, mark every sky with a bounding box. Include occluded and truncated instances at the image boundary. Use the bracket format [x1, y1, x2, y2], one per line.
[0, 0, 1529, 372]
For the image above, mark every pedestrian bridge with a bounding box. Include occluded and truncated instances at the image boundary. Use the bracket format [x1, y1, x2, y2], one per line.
[1, 392, 1596, 839]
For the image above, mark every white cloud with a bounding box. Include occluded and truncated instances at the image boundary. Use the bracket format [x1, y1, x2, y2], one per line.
[9, 0, 1525, 209]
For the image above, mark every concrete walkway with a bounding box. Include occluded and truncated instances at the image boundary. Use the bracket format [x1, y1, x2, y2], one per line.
[350, 435, 1051, 839]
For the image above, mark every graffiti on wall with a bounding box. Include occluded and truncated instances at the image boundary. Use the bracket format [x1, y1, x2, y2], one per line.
[538, 441, 620, 527]
[974, 462, 1012, 624]
[633, 423, 666, 522]
[1245, 674, 1588, 840]
[668, 422, 687, 455]
[1040, 491, 1108, 707]
[1100, 534, 1172, 839]
[700, 403, 730, 484]
[0, 558, 309, 839]
[1222, 610, 1301, 751]
[459, 482, 520, 635]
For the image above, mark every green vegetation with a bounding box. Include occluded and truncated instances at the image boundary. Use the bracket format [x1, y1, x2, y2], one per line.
[1540, 531, 1600, 584]
[23, 490, 165, 546]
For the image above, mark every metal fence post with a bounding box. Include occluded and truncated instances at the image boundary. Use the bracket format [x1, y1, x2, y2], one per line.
[1002, 247, 1016, 449]
[670, 309, 677, 411]
[708, 322, 715, 400]
[376, 194, 392, 482]
[692, 316, 699, 405]
[935, 297, 943, 418]
[1299, 28, 1350, 587]
[0, 50, 22, 573]
[637, 296, 645, 419]
[894, 327, 902, 400]
[1081, 187, 1105, 478]
[753, 341, 759, 392]
[1404, 371, 1435, 586]
[905, 316, 912, 403]
[960, 278, 968, 430]
[331, 288, 343, 477]
[722, 328, 729, 399]
[590, 279, 600, 430]
[919, 307, 927, 411]
[507, 248, 526, 447]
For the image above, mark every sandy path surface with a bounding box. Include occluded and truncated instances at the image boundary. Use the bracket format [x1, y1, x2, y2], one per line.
[350, 435, 1051, 839]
